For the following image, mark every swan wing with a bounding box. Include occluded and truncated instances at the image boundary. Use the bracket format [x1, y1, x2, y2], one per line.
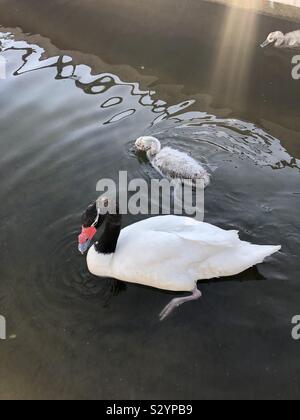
[113, 228, 206, 291]
[123, 215, 240, 248]
[112, 216, 243, 291]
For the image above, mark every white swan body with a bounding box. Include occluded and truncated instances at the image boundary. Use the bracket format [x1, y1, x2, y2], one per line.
[261, 30, 300, 49]
[87, 215, 281, 293]
[135, 136, 210, 187]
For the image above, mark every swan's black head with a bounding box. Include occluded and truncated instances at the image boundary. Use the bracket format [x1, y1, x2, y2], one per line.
[78, 201, 106, 254]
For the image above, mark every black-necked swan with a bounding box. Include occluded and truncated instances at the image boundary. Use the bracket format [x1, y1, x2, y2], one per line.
[261, 30, 300, 49]
[78, 198, 281, 320]
[135, 136, 210, 187]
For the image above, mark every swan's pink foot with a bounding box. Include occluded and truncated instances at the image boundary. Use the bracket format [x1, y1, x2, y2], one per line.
[159, 287, 202, 321]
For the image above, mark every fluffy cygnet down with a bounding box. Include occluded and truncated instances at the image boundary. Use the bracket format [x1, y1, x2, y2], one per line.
[135, 136, 210, 187]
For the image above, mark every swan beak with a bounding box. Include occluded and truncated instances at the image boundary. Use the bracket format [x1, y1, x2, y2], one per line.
[78, 240, 91, 255]
[261, 39, 271, 48]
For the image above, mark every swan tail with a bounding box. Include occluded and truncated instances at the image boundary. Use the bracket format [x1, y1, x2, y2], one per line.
[198, 243, 281, 280]
[247, 244, 281, 264]
[234, 243, 281, 273]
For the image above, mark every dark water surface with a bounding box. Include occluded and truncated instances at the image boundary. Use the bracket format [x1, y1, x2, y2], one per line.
[0, 0, 300, 400]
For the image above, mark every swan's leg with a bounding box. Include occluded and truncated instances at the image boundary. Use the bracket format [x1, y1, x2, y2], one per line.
[159, 287, 202, 321]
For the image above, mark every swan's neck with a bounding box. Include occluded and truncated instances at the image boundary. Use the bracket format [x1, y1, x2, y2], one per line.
[95, 213, 122, 254]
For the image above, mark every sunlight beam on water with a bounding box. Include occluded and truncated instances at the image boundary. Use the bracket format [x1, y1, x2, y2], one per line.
[210, 2, 260, 112]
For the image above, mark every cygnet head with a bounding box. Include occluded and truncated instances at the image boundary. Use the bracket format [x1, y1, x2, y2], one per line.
[261, 31, 285, 48]
[135, 136, 162, 158]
